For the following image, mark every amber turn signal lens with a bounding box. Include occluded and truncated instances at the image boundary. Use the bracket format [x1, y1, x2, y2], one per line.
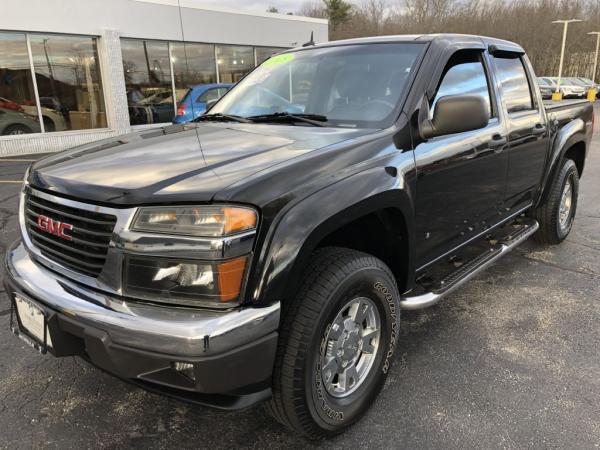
[217, 256, 248, 302]
[223, 207, 257, 235]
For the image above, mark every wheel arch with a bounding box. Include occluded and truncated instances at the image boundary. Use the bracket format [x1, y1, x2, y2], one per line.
[537, 119, 587, 208]
[249, 167, 416, 309]
[563, 141, 586, 177]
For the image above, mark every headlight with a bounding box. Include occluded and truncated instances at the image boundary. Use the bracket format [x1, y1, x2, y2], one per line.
[131, 205, 257, 237]
[124, 255, 248, 307]
[23, 165, 31, 186]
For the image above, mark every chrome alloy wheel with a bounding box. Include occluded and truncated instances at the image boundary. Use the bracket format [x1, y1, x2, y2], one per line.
[559, 177, 573, 232]
[320, 297, 381, 398]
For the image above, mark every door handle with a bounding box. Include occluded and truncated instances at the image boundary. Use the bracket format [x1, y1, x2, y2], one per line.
[532, 123, 546, 136]
[488, 133, 507, 149]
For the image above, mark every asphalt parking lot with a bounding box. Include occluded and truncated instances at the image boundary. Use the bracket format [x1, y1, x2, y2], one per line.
[0, 108, 599, 449]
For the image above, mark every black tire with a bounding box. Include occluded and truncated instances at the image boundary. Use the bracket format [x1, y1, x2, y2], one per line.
[43, 116, 55, 132]
[2, 124, 31, 136]
[266, 247, 401, 439]
[532, 158, 579, 244]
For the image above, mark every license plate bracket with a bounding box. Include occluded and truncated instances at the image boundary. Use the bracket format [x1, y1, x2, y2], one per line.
[11, 294, 52, 354]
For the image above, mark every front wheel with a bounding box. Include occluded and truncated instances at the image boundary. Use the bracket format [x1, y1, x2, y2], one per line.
[2, 124, 31, 135]
[532, 158, 579, 244]
[266, 247, 401, 439]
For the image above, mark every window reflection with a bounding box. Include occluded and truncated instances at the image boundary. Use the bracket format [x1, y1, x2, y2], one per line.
[433, 51, 492, 118]
[255, 47, 285, 65]
[171, 42, 217, 104]
[0, 32, 40, 135]
[216, 45, 254, 83]
[122, 39, 174, 125]
[29, 34, 106, 132]
[493, 55, 534, 113]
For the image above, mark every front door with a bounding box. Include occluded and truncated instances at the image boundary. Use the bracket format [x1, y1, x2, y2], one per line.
[414, 49, 509, 268]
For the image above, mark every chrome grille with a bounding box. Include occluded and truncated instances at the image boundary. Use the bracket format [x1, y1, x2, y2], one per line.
[25, 193, 117, 278]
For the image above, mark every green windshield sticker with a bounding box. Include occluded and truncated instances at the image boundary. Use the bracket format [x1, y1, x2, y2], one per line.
[263, 53, 295, 67]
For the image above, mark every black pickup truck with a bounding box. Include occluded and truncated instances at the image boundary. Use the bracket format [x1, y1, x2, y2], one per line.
[4, 34, 594, 438]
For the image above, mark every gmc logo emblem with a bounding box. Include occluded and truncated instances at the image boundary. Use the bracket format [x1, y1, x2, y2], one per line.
[37, 215, 73, 241]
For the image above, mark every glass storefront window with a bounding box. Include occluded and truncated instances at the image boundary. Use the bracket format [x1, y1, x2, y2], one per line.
[121, 39, 174, 125]
[216, 45, 254, 84]
[0, 32, 40, 135]
[119, 40, 289, 126]
[2, 32, 292, 133]
[171, 42, 217, 104]
[255, 47, 286, 65]
[29, 34, 106, 132]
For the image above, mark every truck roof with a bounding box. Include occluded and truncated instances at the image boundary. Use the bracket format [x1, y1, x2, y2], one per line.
[298, 33, 525, 54]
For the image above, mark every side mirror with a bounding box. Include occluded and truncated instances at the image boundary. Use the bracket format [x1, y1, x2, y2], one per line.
[420, 94, 489, 139]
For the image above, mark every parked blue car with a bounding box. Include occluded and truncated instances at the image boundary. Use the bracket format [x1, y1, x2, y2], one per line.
[172, 83, 233, 124]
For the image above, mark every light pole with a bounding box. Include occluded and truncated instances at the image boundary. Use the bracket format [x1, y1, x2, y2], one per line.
[552, 19, 582, 94]
[588, 31, 600, 84]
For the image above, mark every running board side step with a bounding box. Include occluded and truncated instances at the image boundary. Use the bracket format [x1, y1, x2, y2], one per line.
[400, 220, 539, 310]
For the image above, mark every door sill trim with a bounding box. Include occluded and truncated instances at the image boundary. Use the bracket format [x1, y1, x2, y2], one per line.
[416, 203, 533, 273]
[401, 219, 539, 310]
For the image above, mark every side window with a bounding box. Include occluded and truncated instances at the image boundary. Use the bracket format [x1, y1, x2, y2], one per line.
[492, 54, 534, 113]
[197, 88, 220, 103]
[432, 51, 493, 119]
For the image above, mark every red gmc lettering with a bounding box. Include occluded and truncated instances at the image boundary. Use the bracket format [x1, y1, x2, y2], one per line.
[37, 215, 73, 241]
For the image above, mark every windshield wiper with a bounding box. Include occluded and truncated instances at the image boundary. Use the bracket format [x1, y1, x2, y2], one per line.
[194, 113, 253, 124]
[246, 112, 329, 127]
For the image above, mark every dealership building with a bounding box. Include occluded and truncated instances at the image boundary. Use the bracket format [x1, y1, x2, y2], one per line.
[0, 0, 328, 156]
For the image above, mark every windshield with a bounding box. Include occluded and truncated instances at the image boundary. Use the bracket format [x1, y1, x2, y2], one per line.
[568, 78, 586, 86]
[210, 43, 425, 128]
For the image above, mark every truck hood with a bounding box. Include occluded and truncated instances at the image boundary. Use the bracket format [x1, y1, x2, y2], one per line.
[30, 123, 371, 205]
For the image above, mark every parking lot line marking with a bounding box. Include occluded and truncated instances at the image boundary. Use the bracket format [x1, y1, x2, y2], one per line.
[0, 181, 22, 184]
[0, 159, 37, 162]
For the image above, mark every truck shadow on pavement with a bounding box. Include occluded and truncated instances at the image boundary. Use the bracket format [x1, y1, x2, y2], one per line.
[0, 239, 572, 449]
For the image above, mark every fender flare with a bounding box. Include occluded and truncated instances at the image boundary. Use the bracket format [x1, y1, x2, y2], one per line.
[537, 118, 586, 207]
[249, 165, 415, 307]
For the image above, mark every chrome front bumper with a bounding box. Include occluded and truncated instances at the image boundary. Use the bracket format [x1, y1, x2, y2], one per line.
[6, 241, 280, 357]
[4, 241, 280, 404]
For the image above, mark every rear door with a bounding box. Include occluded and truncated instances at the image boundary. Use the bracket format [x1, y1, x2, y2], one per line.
[489, 52, 549, 211]
[414, 49, 509, 268]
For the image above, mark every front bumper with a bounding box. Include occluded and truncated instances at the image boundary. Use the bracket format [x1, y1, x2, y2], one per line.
[4, 241, 280, 409]
[562, 89, 585, 98]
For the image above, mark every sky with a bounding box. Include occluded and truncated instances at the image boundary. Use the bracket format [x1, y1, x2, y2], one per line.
[201, 0, 310, 15]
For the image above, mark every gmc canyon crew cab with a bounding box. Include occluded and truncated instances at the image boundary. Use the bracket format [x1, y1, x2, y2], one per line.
[4, 34, 593, 438]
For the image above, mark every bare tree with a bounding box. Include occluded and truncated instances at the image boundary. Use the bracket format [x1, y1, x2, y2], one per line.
[361, 0, 387, 34]
[297, 0, 327, 18]
[298, 0, 600, 79]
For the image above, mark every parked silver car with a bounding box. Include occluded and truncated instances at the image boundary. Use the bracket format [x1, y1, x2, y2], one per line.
[545, 77, 586, 98]
[537, 77, 555, 99]
[0, 108, 41, 135]
[573, 77, 600, 98]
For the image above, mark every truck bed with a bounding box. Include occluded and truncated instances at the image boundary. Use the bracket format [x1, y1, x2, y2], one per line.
[543, 98, 590, 112]
[543, 99, 593, 125]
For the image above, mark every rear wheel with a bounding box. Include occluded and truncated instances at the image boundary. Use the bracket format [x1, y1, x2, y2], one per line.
[266, 247, 401, 439]
[532, 158, 579, 244]
[2, 124, 31, 135]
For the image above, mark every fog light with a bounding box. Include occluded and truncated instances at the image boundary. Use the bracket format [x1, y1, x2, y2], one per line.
[172, 361, 195, 380]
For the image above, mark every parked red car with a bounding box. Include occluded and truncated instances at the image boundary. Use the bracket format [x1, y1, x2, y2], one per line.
[0, 97, 23, 112]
